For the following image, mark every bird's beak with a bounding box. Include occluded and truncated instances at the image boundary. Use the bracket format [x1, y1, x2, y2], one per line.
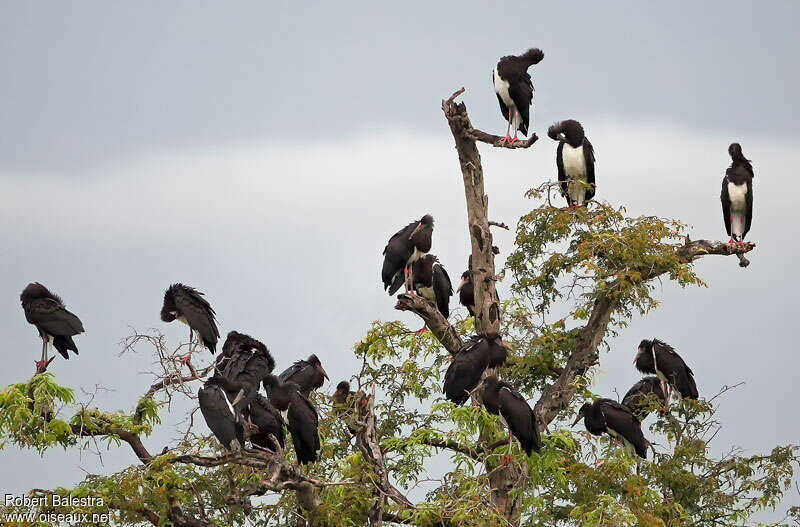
[457, 278, 466, 292]
[319, 365, 329, 381]
[232, 389, 246, 406]
[408, 223, 424, 240]
[571, 414, 582, 427]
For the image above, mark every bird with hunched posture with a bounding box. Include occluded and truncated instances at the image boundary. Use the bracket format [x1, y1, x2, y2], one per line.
[410, 254, 452, 333]
[457, 270, 475, 317]
[548, 119, 596, 207]
[634, 339, 698, 408]
[20, 283, 85, 373]
[160, 283, 219, 364]
[278, 354, 329, 397]
[573, 398, 648, 471]
[333, 380, 357, 435]
[622, 377, 667, 421]
[480, 375, 541, 464]
[198, 376, 247, 451]
[263, 374, 320, 464]
[720, 142, 754, 246]
[244, 394, 285, 451]
[382, 215, 435, 295]
[443, 337, 490, 405]
[493, 48, 544, 146]
[216, 332, 274, 429]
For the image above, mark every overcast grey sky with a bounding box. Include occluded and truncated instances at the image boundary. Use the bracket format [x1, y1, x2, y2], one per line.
[1, 1, 798, 516]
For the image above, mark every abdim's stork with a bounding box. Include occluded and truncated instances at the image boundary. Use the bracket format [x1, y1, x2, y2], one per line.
[218, 335, 275, 423]
[245, 394, 285, 451]
[198, 376, 246, 451]
[457, 270, 475, 317]
[493, 48, 544, 145]
[263, 375, 320, 464]
[481, 375, 541, 462]
[333, 380, 357, 435]
[721, 143, 754, 246]
[216, 331, 274, 376]
[548, 120, 596, 207]
[278, 354, 329, 396]
[443, 337, 490, 405]
[463, 334, 508, 369]
[573, 399, 648, 465]
[634, 339, 698, 405]
[382, 215, 434, 295]
[20, 283, 85, 373]
[411, 255, 453, 332]
[160, 284, 219, 362]
[622, 377, 667, 421]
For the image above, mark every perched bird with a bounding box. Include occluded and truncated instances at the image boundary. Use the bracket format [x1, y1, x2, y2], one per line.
[462, 334, 508, 369]
[244, 394, 285, 451]
[160, 284, 219, 362]
[573, 399, 648, 461]
[634, 339, 698, 405]
[198, 376, 246, 451]
[278, 354, 329, 396]
[215, 331, 272, 375]
[493, 48, 544, 145]
[481, 375, 541, 461]
[382, 215, 435, 295]
[217, 333, 275, 419]
[548, 120, 596, 207]
[622, 377, 667, 421]
[263, 375, 320, 464]
[411, 254, 453, 332]
[20, 283, 85, 373]
[333, 380, 357, 435]
[457, 270, 475, 317]
[443, 337, 490, 405]
[720, 143, 754, 246]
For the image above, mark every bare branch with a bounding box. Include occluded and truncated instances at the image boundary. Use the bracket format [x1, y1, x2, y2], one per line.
[395, 293, 463, 355]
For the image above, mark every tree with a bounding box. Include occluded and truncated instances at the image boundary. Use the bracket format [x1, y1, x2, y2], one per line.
[0, 90, 796, 527]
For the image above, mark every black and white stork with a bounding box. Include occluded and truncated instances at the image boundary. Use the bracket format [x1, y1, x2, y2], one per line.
[573, 399, 648, 466]
[721, 142, 754, 246]
[160, 283, 219, 363]
[493, 48, 544, 145]
[20, 283, 85, 373]
[198, 376, 246, 451]
[278, 354, 329, 397]
[622, 377, 667, 421]
[481, 375, 541, 463]
[382, 215, 435, 295]
[411, 254, 453, 333]
[634, 339, 698, 407]
[443, 337, 490, 405]
[263, 375, 320, 464]
[245, 393, 285, 451]
[548, 120, 596, 207]
[457, 270, 475, 317]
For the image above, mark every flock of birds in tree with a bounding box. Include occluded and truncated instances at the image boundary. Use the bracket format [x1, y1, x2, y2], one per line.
[17, 47, 754, 469]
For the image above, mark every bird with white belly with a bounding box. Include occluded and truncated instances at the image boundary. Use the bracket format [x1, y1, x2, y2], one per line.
[720, 143, 754, 246]
[548, 120, 596, 208]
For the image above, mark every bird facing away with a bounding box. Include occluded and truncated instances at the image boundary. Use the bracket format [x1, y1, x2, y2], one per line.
[263, 375, 320, 464]
[160, 284, 220, 361]
[198, 376, 246, 451]
[215, 330, 274, 376]
[622, 377, 667, 421]
[443, 337, 491, 405]
[481, 375, 541, 459]
[20, 283, 85, 373]
[244, 394, 285, 451]
[493, 48, 544, 145]
[634, 339, 698, 405]
[410, 254, 453, 333]
[457, 270, 475, 317]
[278, 354, 329, 397]
[548, 120, 596, 207]
[720, 142, 754, 246]
[573, 399, 647, 460]
[382, 215, 434, 295]
[217, 334, 275, 420]
[463, 334, 508, 369]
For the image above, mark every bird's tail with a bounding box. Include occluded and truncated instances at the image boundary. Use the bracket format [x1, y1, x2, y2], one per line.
[53, 335, 78, 359]
[521, 48, 544, 67]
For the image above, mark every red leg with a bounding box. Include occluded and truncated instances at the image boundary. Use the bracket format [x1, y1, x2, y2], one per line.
[415, 326, 429, 335]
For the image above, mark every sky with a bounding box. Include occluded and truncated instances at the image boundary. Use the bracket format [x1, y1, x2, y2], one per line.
[1, 0, 798, 518]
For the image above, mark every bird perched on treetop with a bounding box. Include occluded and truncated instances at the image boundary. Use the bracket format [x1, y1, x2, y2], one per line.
[382, 215, 435, 295]
[20, 283, 85, 373]
[720, 142, 754, 246]
[493, 48, 544, 146]
[548, 119, 596, 208]
[160, 283, 219, 363]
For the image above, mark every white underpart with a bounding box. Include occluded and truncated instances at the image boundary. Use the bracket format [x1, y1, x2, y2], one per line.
[652, 349, 673, 405]
[280, 409, 289, 422]
[727, 181, 748, 238]
[607, 427, 635, 457]
[493, 68, 522, 135]
[219, 386, 236, 418]
[417, 284, 436, 303]
[562, 143, 588, 205]
[409, 248, 427, 264]
[177, 314, 189, 326]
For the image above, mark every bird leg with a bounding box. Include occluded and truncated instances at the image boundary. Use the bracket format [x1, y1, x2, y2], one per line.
[415, 325, 429, 335]
[182, 328, 194, 365]
[500, 110, 513, 145]
[35, 337, 51, 374]
[502, 431, 514, 465]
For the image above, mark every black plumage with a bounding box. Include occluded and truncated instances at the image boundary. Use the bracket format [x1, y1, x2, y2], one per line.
[481, 375, 541, 455]
[263, 375, 320, 464]
[573, 399, 647, 459]
[411, 255, 452, 318]
[20, 282, 85, 372]
[457, 270, 475, 317]
[443, 337, 490, 405]
[215, 330, 274, 376]
[720, 143, 754, 245]
[245, 394, 285, 450]
[493, 48, 544, 144]
[622, 377, 667, 421]
[462, 334, 508, 369]
[635, 339, 698, 401]
[198, 376, 246, 450]
[333, 380, 357, 435]
[217, 334, 274, 413]
[548, 120, 596, 207]
[382, 215, 434, 295]
[160, 283, 219, 353]
[278, 354, 329, 396]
